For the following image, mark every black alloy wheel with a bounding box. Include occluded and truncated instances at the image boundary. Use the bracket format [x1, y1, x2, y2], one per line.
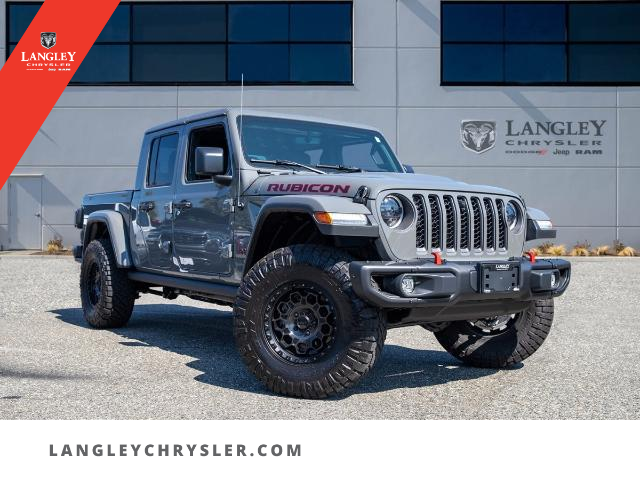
[264, 281, 338, 364]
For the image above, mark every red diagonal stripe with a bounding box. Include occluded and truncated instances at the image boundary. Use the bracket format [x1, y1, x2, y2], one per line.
[0, 0, 120, 189]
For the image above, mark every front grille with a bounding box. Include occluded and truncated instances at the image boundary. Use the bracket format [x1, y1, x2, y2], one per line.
[413, 194, 426, 249]
[471, 197, 483, 250]
[484, 198, 496, 250]
[458, 196, 470, 250]
[443, 196, 456, 250]
[412, 193, 510, 256]
[496, 199, 507, 249]
[428, 195, 442, 250]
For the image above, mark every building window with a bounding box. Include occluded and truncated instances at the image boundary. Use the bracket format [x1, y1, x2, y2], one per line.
[441, 1, 640, 86]
[6, 1, 353, 85]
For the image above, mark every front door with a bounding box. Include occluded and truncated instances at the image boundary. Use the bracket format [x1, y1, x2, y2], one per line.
[172, 119, 234, 277]
[8, 176, 42, 250]
[133, 131, 180, 272]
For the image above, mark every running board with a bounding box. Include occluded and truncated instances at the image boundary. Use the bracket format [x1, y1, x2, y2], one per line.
[128, 271, 237, 303]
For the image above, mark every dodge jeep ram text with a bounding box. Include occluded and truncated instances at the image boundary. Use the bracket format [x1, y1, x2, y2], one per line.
[74, 109, 570, 398]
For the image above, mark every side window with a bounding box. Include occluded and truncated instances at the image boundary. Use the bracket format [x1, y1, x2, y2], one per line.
[186, 124, 229, 182]
[147, 133, 179, 187]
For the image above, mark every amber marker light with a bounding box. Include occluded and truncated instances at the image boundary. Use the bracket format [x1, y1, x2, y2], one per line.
[313, 212, 369, 226]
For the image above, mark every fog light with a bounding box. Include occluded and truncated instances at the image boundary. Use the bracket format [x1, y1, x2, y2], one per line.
[551, 272, 559, 289]
[401, 276, 415, 295]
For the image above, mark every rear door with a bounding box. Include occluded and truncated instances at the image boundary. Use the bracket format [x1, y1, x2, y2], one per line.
[171, 118, 234, 277]
[132, 130, 181, 272]
[7, 175, 42, 250]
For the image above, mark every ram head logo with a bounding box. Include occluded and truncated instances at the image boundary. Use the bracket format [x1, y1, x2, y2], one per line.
[41, 32, 56, 49]
[461, 121, 496, 154]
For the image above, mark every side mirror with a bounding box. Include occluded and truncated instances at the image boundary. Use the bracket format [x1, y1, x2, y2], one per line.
[195, 147, 225, 176]
[403, 164, 415, 173]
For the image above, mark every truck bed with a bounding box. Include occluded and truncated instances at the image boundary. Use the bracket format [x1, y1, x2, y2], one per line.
[82, 190, 134, 215]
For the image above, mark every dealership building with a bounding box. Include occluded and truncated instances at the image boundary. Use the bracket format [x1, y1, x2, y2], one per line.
[1, 0, 640, 250]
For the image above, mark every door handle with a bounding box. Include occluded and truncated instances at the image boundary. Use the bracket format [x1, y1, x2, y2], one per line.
[139, 201, 155, 212]
[174, 200, 192, 210]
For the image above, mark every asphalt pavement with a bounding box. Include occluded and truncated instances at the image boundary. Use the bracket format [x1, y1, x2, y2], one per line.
[1, 255, 638, 419]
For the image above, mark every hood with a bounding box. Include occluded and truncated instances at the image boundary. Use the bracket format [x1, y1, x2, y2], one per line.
[244, 172, 518, 199]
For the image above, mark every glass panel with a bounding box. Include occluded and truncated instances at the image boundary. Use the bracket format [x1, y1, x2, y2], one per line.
[290, 3, 352, 42]
[505, 3, 565, 42]
[72, 45, 129, 83]
[8, 4, 41, 43]
[228, 4, 288, 42]
[442, 3, 503, 42]
[148, 134, 179, 188]
[506, 45, 566, 83]
[570, 44, 640, 83]
[341, 141, 399, 172]
[97, 5, 130, 42]
[290, 44, 351, 83]
[187, 125, 228, 182]
[442, 44, 503, 83]
[133, 45, 226, 83]
[228, 44, 289, 82]
[133, 4, 226, 42]
[238, 116, 402, 173]
[570, 3, 640, 41]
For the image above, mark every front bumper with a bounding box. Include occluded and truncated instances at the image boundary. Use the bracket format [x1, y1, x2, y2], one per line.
[350, 257, 570, 310]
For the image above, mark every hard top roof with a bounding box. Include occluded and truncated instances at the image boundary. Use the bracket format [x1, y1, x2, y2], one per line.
[145, 108, 380, 135]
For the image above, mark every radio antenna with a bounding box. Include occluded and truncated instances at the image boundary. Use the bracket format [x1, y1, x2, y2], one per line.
[236, 73, 246, 211]
[239, 73, 245, 142]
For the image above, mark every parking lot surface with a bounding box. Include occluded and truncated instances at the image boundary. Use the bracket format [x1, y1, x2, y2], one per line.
[1, 255, 638, 419]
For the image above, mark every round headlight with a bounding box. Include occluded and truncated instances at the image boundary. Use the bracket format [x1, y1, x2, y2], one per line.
[505, 201, 521, 230]
[380, 195, 404, 228]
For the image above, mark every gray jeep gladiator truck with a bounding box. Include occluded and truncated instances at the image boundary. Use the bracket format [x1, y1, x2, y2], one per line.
[74, 109, 570, 398]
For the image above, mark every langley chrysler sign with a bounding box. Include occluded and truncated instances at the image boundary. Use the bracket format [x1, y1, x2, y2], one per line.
[461, 119, 607, 157]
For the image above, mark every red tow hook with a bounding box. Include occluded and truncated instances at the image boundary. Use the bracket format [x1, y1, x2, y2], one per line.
[525, 250, 536, 264]
[432, 251, 443, 265]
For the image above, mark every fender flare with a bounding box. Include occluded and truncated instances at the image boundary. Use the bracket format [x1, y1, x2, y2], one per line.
[83, 211, 133, 268]
[526, 207, 556, 241]
[244, 195, 379, 270]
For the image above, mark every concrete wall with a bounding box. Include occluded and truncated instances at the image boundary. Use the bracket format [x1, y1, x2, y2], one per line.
[1, 0, 639, 250]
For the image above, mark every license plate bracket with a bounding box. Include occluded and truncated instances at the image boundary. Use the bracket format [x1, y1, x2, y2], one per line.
[479, 262, 521, 294]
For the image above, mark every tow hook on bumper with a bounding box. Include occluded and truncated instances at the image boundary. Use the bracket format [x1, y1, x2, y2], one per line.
[349, 258, 571, 308]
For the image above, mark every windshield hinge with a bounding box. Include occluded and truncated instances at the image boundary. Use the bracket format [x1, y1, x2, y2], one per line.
[353, 186, 370, 204]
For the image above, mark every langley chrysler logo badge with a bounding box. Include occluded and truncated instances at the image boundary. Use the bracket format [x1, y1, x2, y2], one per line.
[41, 32, 56, 49]
[461, 121, 496, 154]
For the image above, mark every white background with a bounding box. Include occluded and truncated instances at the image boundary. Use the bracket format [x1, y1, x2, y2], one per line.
[0, 421, 635, 479]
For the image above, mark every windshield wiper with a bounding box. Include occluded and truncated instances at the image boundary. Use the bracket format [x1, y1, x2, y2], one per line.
[315, 164, 364, 173]
[251, 159, 326, 175]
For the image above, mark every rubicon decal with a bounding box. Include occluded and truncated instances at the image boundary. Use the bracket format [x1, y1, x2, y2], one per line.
[267, 183, 351, 194]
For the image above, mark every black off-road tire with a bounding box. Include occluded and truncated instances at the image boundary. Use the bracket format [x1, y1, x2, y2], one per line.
[234, 245, 386, 399]
[434, 299, 554, 368]
[80, 238, 136, 329]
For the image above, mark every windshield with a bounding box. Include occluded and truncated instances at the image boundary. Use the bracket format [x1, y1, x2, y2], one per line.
[237, 115, 403, 173]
